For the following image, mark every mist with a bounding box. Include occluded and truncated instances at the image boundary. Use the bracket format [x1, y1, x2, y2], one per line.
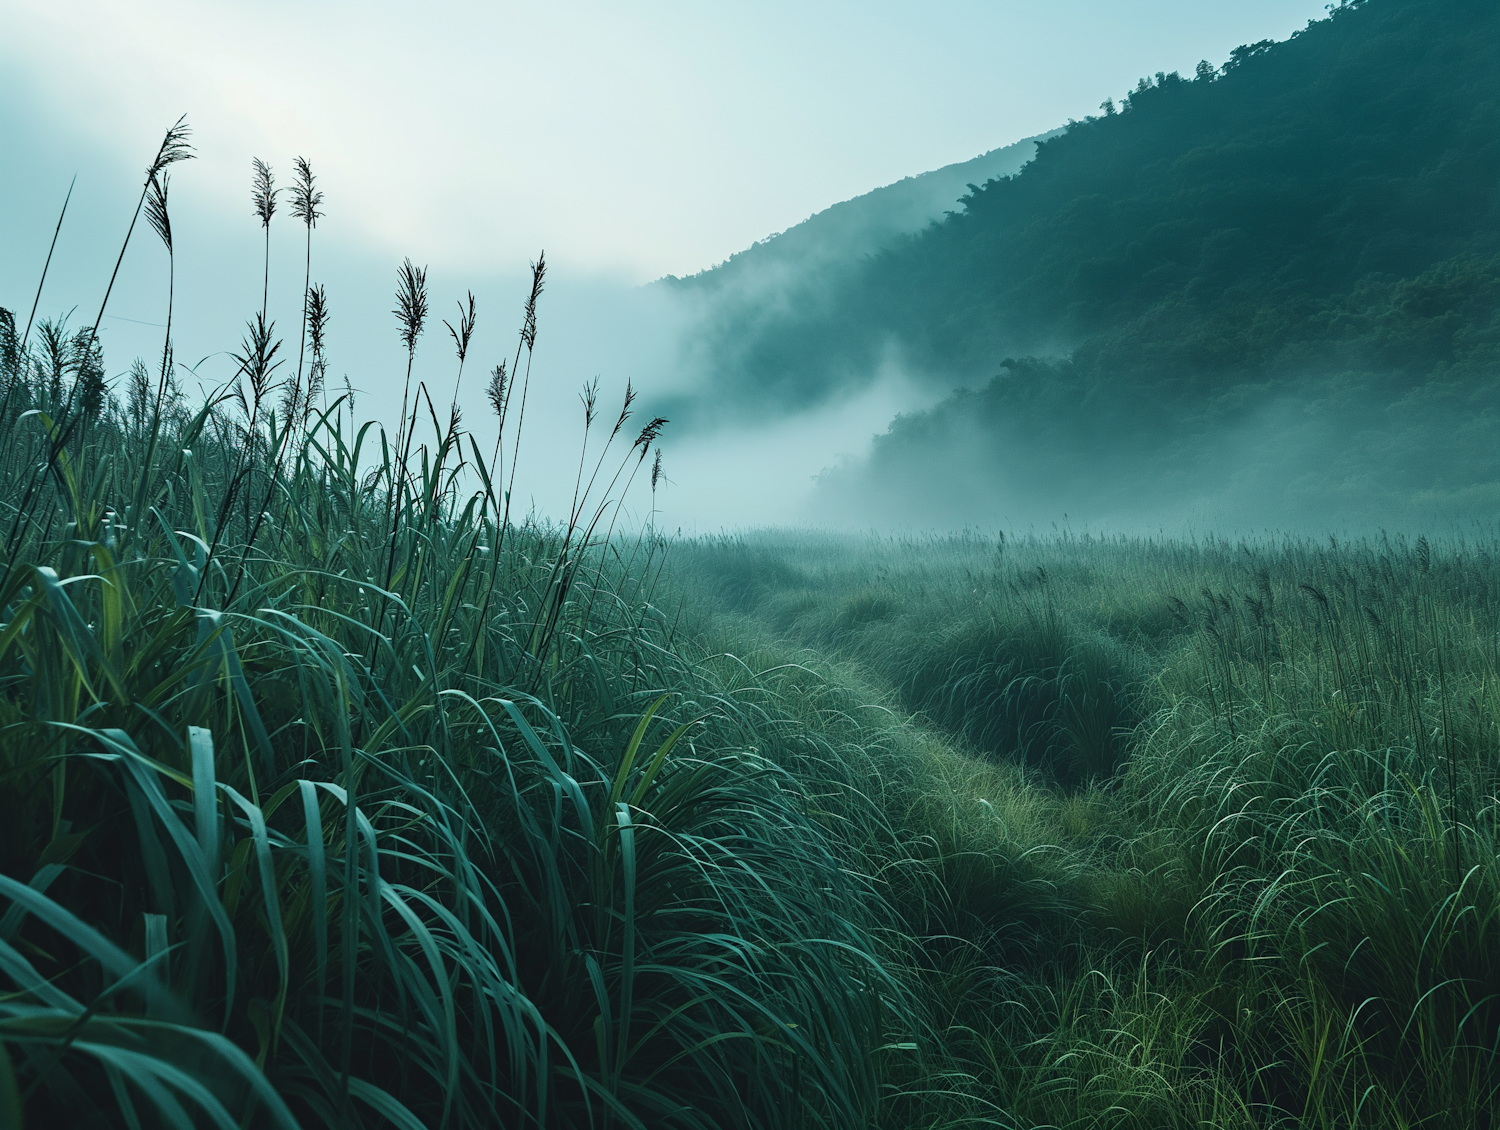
[10, 4, 1500, 1126]
[806, 362, 1500, 536]
[5, 0, 1491, 539]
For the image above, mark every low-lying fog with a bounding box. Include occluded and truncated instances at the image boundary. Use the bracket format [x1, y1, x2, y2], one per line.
[5, 97, 1487, 538]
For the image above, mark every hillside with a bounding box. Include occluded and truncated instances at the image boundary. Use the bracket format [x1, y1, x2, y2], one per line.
[659, 131, 1055, 418]
[671, 0, 1500, 527]
[863, 0, 1498, 385]
[669, 129, 1057, 286]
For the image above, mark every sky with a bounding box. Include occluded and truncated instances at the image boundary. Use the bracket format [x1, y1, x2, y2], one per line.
[1, 0, 1332, 527]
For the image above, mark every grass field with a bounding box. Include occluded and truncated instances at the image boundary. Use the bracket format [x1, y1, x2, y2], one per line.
[668, 528, 1500, 1127]
[3, 127, 1498, 1127]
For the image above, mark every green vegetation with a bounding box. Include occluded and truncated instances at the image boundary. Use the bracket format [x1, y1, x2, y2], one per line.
[672, 528, 1500, 1126]
[850, 0, 1500, 391]
[0, 129, 896, 1128]
[657, 129, 1055, 426]
[670, 0, 1500, 527]
[6, 103, 1500, 1129]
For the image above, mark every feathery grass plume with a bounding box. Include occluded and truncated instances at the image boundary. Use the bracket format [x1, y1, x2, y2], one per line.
[444, 292, 477, 368]
[610, 378, 636, 442]
[647, 446, 665, 535]
[520, 252, 545, 351]
[149, 114, 194, 179]
[68, 326, 105, 421]
[580, 375, 599, 430]
[486, 360, 507, 419]
[35, 317, 68, 404]
[444, 291, 477, 411]
[251, 157, 279, 320]
[251, 157, 278, 228]
[224, 313, 296, 602]
[288, 155, 323, 229]
[303, 283, 329, 415]
[394, 258, 429, 353]
[289, 157, 324, 411]
[392, 257, 429, 459]
[144, 173, 172, 254]
[380, 258, 432, 624]
[279, 360, 304, 423]
[231, 313, 284, 428]
[126, 356, 152, 433]
[485, 359, 508, 481]
[306, 283, 329, 360]
[634, 415, 668, 460]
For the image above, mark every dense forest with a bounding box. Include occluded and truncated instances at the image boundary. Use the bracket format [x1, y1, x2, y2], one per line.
[671, 0, 1500, 527]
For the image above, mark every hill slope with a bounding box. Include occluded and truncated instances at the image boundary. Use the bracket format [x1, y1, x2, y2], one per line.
[671, 129, 1058, 287]
[672, 0, 1500, 527]
[658, 131, 1055, 418]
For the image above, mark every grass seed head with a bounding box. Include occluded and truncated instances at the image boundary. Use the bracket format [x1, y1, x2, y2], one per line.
[611, 379, 636, 440]
[487, 361, 507, 418]
[634, 415, 668, 459]
[520, 252, 546, 350]
[251, 157, 279, 229]
[147, 115, 194, 179]
[126, 356, 152, 427]
[290, 156, 324, 229]
[394, 258, 429, 354]
[145, 172, 172, 254]
[305, 284, 329, 363]
[444, 291, 477, 365]
[581, 376, 599, 429]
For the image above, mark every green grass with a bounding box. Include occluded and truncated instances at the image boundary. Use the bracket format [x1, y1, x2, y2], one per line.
[0, 131, 910, 1128]
[5, 125, 1500, 1128]
[669, 529, 1500, 1126]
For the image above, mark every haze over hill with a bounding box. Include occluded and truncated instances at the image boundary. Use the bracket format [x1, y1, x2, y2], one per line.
[640, 131, 1058, 522]
[663, 0, 1500, 532]
[656, 130, 1057, 418]
[652, 129, 1053, 418]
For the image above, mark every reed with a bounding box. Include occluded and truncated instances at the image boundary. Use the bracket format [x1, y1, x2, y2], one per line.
[288, 157, 325, 426]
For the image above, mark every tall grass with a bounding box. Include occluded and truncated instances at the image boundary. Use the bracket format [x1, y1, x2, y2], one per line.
[673, 529, 1500, 1126]
[0, 128, 903, 1128]
[9, 121, 1500, 1129]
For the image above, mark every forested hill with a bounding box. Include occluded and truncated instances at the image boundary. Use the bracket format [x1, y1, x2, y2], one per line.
[655, 131, 1055, 419]
[667, 129, 1057, 287]
[669, 0, 1499, 429]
